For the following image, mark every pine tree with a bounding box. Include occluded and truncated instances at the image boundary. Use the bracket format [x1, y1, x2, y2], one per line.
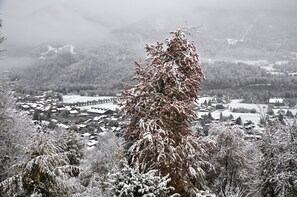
[207, 100, 212, 107]
[0, 133, 78, 197]
[235, 117, 242, 125]
[121, 29, 211, 196]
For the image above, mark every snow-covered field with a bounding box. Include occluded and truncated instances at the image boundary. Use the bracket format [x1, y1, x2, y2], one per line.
[226, 99, 268, 113]
[198, 99, 269, 124]
[196, 97, 214, 105]
[198, 110, 263, 124]
[200, 58, 269, 66]
[63, 95, 114, 103]
[233, 59, 268, 65]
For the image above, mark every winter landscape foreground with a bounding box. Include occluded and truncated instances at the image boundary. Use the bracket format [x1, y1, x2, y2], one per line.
[1, 0, 297, 196]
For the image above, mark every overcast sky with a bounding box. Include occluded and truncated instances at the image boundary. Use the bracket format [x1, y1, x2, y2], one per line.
[0, 0, 296, 47]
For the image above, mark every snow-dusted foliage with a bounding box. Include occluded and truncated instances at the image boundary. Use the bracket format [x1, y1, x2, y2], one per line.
[0, 133, 78, 197]
[56, 129, 83, 166]
[205, 123, 260, 196]
[196, 190, 216, 197]
[0, 83, 33, 189]
[257, 122, 297, 196]
[0, 85, 15, 183]
[76, 132, 123, 196]
[121, 29, 212, 196]
[106, 160, 173, 197]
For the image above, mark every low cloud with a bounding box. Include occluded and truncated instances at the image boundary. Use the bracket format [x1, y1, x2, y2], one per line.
[0, 0, 296, 47]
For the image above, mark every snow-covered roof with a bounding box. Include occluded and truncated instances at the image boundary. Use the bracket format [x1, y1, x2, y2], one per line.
[87, 109, 106, 114]
[21, 104, 30, 109]
[93, 116, 101, 121]
[98, 131, 108, 136]
[44, 106, 51, 111]
[57, 107, 67, 111]
[82, 132, 91, 137]
[87, 146, 95, 151]
[57, 123, 69, 129]
[100, 127, 107, 132]
[87, 140, 98, 147]
[70, 110, 79, 114]
[78, 124, 87, 128]
[269, 98, 284, 103]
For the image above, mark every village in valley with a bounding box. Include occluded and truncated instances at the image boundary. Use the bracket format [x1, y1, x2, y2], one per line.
[13, 85, 297, 150]
[15, 91, 123, 150]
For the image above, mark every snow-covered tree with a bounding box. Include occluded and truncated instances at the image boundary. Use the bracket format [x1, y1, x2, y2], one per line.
[0, 82, 33, 187]
[257, 122, 297, 196]
[205, 124, 260, 197]
[196, 190, 216, 197]
[56, 129, 83, 167]
[0, 84, 14, 183]
[121, 29, 211, 196]
[106, 160, 173, 197]
[75, 132, 123, 196]
[0, 133, 78, 197]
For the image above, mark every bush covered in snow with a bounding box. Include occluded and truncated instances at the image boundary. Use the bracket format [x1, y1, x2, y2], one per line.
[106, 160, 173, 197]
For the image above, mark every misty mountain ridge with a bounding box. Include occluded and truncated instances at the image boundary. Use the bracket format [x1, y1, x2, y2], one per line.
[3, 1, 297, 95]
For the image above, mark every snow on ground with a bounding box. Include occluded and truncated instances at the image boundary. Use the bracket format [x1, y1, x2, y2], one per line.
[275, 60, 289, 65]
[261, 65, 285, 75]
[226, 99, 268, 113]
[198, 99, 269, 125]
[196, 97, 214, 105]
[63, 95, 114, 103]
[200, 58, 269, 66]
[261, 65, 276, 72]
[233, 59, 268, 66]
[198, 110, 263, 124]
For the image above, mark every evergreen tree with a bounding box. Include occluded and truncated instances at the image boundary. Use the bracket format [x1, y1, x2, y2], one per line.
[235, 117, 242, 125]
[122, 30, 211, 196]
[204, 100, 207, 106]
[286, 110, 293, 118]
[0, 134, 78, 197]
[207, 112, 213, 120]
[207, 100, 212, 107]
[278, 113, 285, 125]
[219, 112, 223, 121]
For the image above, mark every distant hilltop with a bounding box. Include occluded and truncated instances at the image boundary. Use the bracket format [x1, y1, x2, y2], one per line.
[40, 44, 76, 59]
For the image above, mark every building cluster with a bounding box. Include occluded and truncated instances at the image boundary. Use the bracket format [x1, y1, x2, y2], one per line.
[15, 91, 124, 150]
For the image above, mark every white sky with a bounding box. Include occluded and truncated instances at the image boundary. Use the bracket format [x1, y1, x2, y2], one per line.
[0, 0, 296, 46]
